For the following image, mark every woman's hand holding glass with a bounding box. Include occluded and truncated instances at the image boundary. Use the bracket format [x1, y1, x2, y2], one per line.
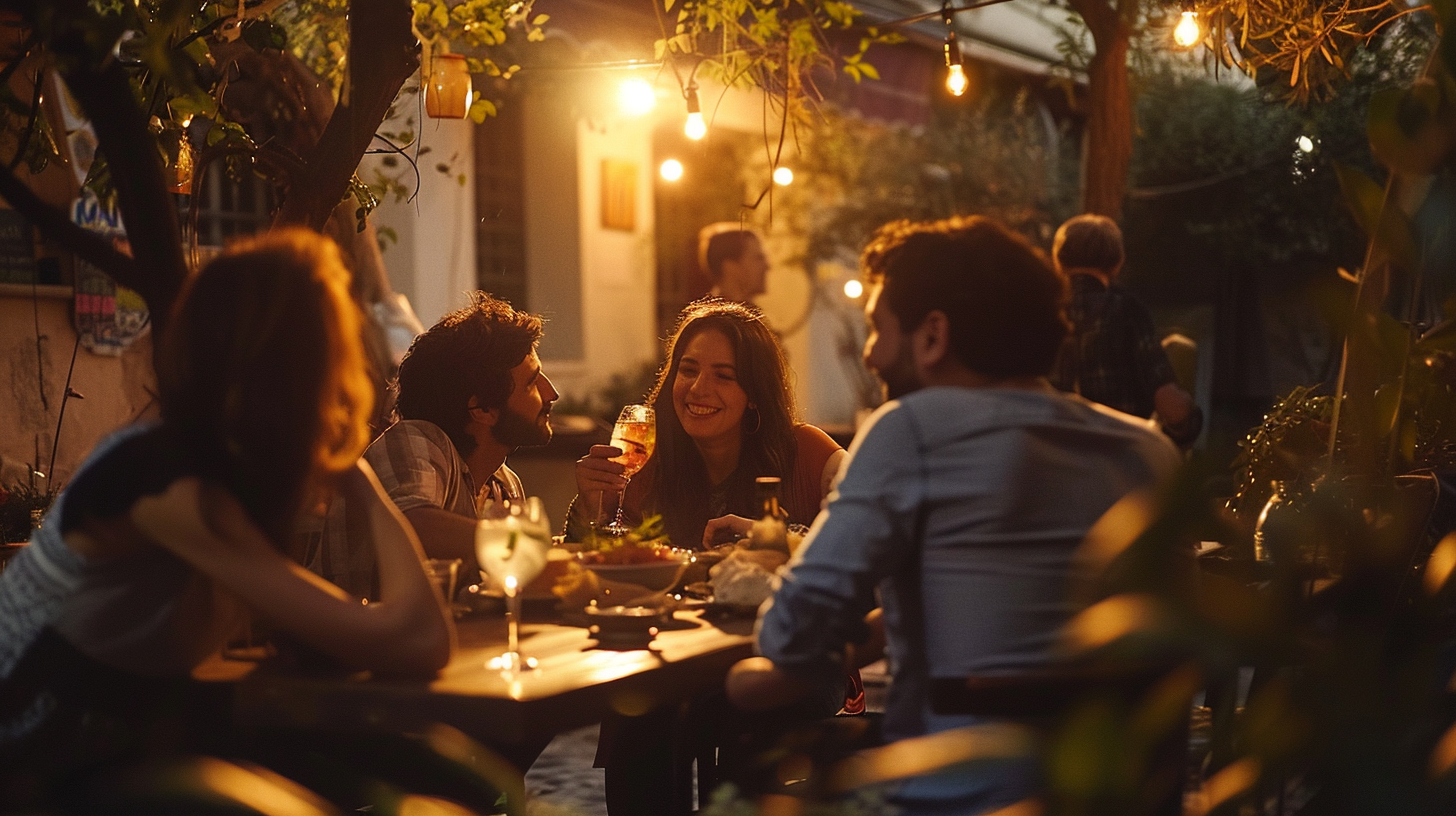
[574, 444, 629, 530]
[575, 405, 655, 536]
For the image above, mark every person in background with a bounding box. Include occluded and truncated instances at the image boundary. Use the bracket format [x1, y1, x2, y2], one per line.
[1049, 214, 1202, 447]
[727, 216, 1181, 814]
[0, 229, 452, 802]
[568, 298, 843, 549]
[302, 293, 558, 599]
[699, 223, 771, 304]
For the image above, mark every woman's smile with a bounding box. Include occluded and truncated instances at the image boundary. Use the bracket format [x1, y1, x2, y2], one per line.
[673, 328, 749, 446]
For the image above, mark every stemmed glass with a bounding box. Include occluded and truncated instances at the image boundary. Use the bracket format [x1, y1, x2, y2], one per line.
[475, 497, 550, 673]
[600, 404, 656, 537]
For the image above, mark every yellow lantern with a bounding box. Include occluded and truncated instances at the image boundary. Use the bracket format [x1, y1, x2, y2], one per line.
[425, 54, 472, 119]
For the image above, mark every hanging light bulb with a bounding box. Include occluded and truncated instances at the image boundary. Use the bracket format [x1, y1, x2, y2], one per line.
[1173, 10, 1202, 48]
[945, 63, 969, 97]
[684, 83, 707, 141]
[942, 7, 968, 98]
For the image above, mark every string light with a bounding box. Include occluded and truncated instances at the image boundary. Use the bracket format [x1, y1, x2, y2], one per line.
[942, 5, 968, 97]
[1173, 10, 1201, 48]
[660, 159, 684, 181]
[684, 82, 706, 140]
[772, 166, 794, 186]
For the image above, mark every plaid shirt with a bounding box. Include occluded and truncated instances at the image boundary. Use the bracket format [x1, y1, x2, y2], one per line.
[299, 419, 523, 599]
[1050, 274, 1176, 419]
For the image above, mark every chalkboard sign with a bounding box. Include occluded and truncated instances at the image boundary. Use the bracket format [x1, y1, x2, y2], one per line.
[0, 209, 37, 285]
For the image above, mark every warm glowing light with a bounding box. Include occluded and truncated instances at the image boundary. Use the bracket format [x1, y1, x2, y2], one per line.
[1173, 11, 1201, 48]
[618, 79, 656, 116]
[945, 63, 969, 97]
[659, 159, 684, 182]
[843, 279, 864, 299]
[425, 54, 472, 119]
[1296, 135, 1315, 153]
[684, 111, 707, 140]
[504, 575, 518, 592]
[772, 166, 794, 186]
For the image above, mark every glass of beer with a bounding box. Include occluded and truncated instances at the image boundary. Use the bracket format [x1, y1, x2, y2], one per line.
[600, 404, 655, 536]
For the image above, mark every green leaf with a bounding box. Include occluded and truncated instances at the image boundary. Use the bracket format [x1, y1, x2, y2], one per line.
[469, 97, 497, 123]
[1367, 81, 1455, 176]
[241, 19, 287, 52]
[1332, 161, 1420, 272]
[1373, 382, 1401, 438]
[1417, 318, 1456, 355]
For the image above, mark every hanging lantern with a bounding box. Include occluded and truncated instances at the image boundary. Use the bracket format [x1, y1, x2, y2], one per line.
[425, 54, 472, 119]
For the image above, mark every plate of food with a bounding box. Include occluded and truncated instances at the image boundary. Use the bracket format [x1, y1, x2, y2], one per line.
[576, 517, 691, 591]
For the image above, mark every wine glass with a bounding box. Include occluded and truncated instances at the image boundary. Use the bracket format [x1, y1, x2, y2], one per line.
[600, 404, 656, 537]
[476, 496, 550, 673]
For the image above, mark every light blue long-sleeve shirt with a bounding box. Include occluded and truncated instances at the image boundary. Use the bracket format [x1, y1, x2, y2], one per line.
[756, 385, 1180, 812]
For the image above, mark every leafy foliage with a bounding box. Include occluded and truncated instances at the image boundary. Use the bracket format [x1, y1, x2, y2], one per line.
[779, 95, 1072, 268]
[654, 0, 898, 178]
[1188, 0, 1427, 104]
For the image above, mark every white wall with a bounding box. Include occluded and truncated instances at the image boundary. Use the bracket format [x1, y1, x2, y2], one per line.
[552, 112, 660, 402]
[368, 115, 479, 329]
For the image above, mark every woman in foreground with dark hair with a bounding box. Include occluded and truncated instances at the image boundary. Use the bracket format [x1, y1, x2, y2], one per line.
[0, 229, 453, 800]
[568, 298, 844, 548]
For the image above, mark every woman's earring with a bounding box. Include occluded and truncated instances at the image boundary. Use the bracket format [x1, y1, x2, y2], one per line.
[745, 404, 762, 434]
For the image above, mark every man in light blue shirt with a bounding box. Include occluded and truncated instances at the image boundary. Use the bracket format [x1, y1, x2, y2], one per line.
[726, 216, 1180, 814]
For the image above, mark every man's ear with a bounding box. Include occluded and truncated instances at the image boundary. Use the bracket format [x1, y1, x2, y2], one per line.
[914, 310, 951, 370]
[467, 398, 500, 428]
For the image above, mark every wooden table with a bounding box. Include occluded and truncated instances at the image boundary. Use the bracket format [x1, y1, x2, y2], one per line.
[196, 607, 756, 748]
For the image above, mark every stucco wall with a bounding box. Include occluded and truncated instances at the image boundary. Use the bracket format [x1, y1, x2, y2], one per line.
[0, 288, 157, 492]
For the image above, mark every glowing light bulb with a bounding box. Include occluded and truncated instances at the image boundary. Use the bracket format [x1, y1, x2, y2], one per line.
[684, 111, 707, 140]
[945, 63, 969, 97]
[772, 166, 794, 186]
[618, 79, 656, 116]
[660, 159, 684, 181]
[843, 279, 864, 299]
[1296, 135, 1315, 153]
[1173, 11, 1201, 48]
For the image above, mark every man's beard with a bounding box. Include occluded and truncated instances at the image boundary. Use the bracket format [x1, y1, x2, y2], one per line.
[493, 404, 552, 447]
[876, 348, 920, 401]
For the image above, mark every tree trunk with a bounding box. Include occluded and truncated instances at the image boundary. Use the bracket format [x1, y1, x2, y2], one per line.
[273, 0, 418, 230]
[1082, 29, 1132, 219]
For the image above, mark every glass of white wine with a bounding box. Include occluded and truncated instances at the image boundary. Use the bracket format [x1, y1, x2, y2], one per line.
[600, 404, 656, 537]
[476, 496, 550, 674]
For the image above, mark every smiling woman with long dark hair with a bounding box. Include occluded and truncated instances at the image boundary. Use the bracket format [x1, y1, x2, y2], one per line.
[568, 298, 844, 549]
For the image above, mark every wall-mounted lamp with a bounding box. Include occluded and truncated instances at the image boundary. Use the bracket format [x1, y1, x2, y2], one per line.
[619, 79, 656, 116]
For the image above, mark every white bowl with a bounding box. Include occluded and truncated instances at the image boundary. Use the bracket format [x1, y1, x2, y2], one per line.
[581, 557, 688, 592]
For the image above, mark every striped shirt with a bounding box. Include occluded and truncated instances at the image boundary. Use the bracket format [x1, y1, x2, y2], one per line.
[299, 420, 523, 599]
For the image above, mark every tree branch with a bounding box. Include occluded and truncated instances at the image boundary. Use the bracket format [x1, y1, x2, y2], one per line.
[57, 59, 189, 331]
[274, 0, 418, 230]
[0, 163, 138, 281]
